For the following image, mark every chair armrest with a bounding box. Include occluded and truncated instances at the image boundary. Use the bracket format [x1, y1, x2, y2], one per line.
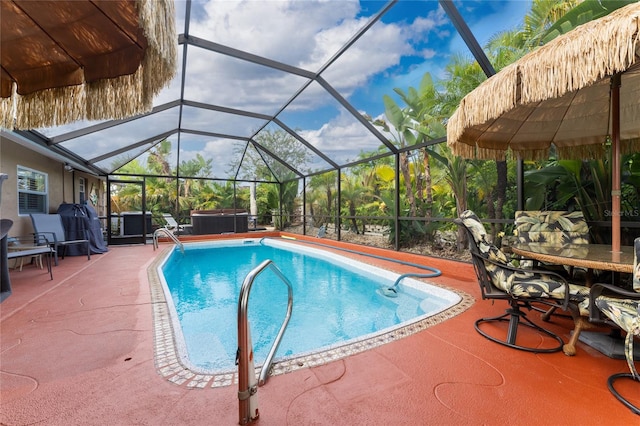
[589, 283, 640, 322]
[9, 234, 50, 246]
[33, 231, 57, 244]
[473, 252, 573, 309]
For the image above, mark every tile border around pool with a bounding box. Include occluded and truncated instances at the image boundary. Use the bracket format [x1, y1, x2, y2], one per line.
[147, 246, 475, 389]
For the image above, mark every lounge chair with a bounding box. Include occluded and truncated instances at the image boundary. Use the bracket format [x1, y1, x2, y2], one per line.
[30, 213, 90, 266]
[162, 213, 190, 234]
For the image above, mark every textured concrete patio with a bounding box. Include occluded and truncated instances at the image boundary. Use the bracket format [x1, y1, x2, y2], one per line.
[1, 234, 638, 425]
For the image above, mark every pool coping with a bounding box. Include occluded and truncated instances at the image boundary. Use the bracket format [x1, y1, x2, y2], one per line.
[147, 244, 475, 389]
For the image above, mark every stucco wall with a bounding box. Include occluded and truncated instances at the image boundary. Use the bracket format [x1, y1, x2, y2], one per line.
[0, 136, 106, 236]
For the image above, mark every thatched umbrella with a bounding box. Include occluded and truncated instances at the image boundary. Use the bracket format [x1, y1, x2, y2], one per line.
[1, 0, 177, 130]
[447, 2, 640, 253]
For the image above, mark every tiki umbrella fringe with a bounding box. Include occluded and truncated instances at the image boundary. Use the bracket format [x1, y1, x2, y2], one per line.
[621, 139, 639, 155]
[447, 63, 519, 150]
[447, 3, 640, 160]
[2, 0, 177, 130]
[87, 0, 177, 122]
[518, 6, 640, 105]
[14, 86, 85, 130]
[556, 144, 606, 160]
[86, 74, 145, 121]
[0, 97, 11, 129]
[511, 148, 550, 161]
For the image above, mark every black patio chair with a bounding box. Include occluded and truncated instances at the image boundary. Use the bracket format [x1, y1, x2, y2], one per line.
[455, 210, 591, 354]
[588, 237, 640, 415]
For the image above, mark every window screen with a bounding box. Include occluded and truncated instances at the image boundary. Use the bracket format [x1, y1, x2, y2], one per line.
[18, 166, 48, 214]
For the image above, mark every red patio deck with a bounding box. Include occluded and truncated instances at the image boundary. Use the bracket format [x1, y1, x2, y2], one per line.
[1, 234, 638, 425]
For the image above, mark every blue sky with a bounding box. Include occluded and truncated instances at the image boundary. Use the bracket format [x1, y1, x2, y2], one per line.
[349, 1, 532, 119]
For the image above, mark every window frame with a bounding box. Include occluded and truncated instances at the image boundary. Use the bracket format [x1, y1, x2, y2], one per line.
[79, 176, 86, 204]
[17, 165, 49, 215]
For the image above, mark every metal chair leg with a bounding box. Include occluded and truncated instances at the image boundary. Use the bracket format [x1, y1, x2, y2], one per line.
[607, 373, 640, 415]
[474, 300, 564, 353]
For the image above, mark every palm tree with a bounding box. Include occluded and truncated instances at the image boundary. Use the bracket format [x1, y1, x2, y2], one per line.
[340, 172, 369, 233]
[308, 171, 337, 228]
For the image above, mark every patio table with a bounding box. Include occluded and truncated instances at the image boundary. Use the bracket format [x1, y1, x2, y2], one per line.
[511, 242, 636, 359]
[510, 242, 633, 277]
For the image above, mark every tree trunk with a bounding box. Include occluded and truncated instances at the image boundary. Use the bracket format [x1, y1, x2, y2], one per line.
[455, 176, 468, 251]
[422, 148, 433, 217]
[399, 152, 416, 217]
[487, 189, 495, 239]
[349, 204, 359, 233]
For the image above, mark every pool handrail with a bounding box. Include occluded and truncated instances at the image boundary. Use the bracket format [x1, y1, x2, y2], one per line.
[152, 228, 184, 253]
[237, 259, 293, 425]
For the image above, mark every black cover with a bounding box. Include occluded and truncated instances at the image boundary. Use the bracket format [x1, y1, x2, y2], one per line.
[57, 203, 108, 255]
[191, 213, 248, 235]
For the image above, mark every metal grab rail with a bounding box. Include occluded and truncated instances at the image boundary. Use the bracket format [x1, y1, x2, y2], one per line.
[237, 259, 293, 425]
[152, 228, 184, 253]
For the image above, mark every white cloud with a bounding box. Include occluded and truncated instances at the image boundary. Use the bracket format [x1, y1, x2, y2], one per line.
[299, 108, 388, 166]
[195, 0, 361, 65]
[175, 0, 452, 119]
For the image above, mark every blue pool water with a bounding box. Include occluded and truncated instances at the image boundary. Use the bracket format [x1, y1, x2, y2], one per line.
[159, 239, 459, 372]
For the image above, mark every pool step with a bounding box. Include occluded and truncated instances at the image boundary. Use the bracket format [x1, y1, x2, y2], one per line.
[395, 298, 422, 322]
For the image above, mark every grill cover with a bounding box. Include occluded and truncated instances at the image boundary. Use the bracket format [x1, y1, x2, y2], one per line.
[57, 203, 108, 255]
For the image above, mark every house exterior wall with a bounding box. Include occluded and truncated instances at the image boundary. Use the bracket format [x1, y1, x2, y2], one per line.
[0, 136, 106, 237]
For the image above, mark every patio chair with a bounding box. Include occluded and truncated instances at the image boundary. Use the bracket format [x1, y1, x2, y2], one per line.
[455, 210, 591, 354]
[30, 213, 90, 266]
[514, 210, 589, 276]
[588, 237, 639, 415]
[514, 210, 590, 320]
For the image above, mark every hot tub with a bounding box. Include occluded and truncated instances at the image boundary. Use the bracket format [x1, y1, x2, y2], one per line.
[190, 209, 248, 234]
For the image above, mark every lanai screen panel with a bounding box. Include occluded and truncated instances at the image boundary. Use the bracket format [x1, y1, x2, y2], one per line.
[238, 142, 307, 183]
[322, 2, 455, 126]
[279, 80, 387, 166]
[177, 133, 247, 180]
[453, 1, 531, 54]
[180, 105, 267, 138]
[187, 0, 366, 66]
[182, 46, 310, 117]
[94, 135, 176, 174]
[56, 108, 180, 161]
[35, 117, 111, 139]
[236, 143, 283, 183]
[250, 123, 335, 177]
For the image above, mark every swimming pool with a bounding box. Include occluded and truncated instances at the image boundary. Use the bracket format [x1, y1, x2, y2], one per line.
[154, 238, 463, 381]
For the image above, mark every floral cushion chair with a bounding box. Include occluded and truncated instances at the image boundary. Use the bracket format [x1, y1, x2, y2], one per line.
[514, 210, 589, 276]
[456, 210, 591, 355]
[589, 237, 640, 415]
[514, 210, 589, 245]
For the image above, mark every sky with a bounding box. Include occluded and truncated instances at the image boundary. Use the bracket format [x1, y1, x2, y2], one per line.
[43, 0, 533, 177]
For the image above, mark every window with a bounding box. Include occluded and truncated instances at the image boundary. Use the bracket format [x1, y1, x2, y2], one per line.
[79, 177, 85, 204]
[18, 166, 48, 214]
